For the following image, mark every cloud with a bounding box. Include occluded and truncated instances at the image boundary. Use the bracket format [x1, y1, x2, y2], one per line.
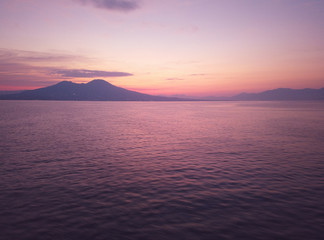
[190, 74, 206, 76]
[0, 48, 89, 65]
[0, 74, 59, 88]
[53, 69, 133, 78]
[76, 0, 139, 11]
[166, 78, 184, 81]
[0, 49, 133, 89]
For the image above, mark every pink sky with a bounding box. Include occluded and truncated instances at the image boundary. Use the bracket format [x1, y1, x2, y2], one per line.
[0, 0, 323, 96]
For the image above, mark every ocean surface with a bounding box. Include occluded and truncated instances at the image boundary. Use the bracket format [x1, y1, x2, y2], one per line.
[0, 100, 323, 240]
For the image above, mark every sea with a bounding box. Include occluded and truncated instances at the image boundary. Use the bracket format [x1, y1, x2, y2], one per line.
[0, 100, 323, 240]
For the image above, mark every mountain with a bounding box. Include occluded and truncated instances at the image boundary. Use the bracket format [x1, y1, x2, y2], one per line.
[231, 87, 324, 101]
[0, 79, 187, 101]
[1, 81, 323, 101]
[0, 90, 24, 95]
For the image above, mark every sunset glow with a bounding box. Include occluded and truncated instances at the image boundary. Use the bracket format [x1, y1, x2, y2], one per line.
[1, 0, 323, 96]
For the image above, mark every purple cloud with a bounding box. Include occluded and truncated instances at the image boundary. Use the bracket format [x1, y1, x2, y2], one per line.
[76, 0, 139, 11]
[0, 48, 89, 64]
[0, 49, 133, 89]
[53, 69, 133, 78]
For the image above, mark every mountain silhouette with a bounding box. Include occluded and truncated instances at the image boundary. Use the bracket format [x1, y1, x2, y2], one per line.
[231, 87, 324, 101]
[0, 79, 187, 101]
[1, 81, 324, 101]
[0, 90, 24, 95]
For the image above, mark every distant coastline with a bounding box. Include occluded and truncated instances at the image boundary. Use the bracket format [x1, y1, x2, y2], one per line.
[1, 80, 324, 101]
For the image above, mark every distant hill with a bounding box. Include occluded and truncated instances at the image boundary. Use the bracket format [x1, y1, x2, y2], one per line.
[0, 79, 187, 101]
[0, 90, 24, 95]
[231, 87, 324, 101]
[1, 81, 323, 101]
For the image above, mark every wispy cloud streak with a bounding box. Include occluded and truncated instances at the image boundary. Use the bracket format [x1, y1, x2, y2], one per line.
[76, 0, 139, 12]
[0, 49, 133, 89]
[166, 78, 184, 81]
[53, 69, 133, 78]
[190, 74, 206, 77]
[0, 48, 88, 64]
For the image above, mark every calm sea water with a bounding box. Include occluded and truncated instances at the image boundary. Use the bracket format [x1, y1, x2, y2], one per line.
[0, 101, 324, 240]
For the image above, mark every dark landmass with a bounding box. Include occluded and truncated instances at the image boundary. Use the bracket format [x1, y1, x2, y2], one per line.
[1, 80, 323, 101]
[0, 79, 191, 101]
[163, 87, 324, 101]
[231, 87, 324, 101]
[0, 90, 24, 95]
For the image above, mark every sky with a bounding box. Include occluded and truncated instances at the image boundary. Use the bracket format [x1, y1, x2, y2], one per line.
[0, 0, 324, 97]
